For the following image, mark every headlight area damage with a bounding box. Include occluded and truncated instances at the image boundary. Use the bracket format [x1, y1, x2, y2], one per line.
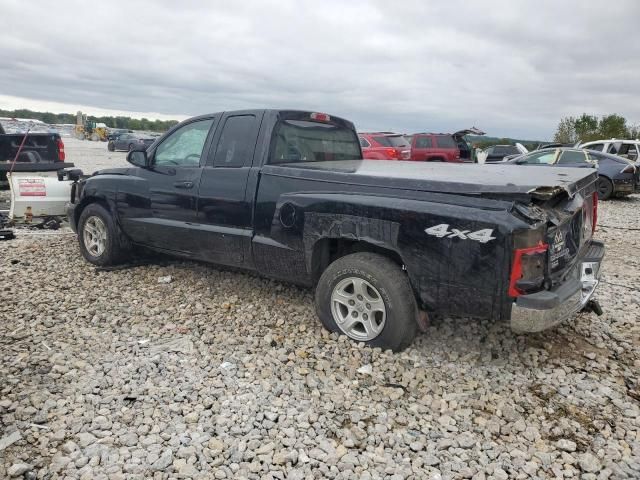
[508, 182, 603, 333]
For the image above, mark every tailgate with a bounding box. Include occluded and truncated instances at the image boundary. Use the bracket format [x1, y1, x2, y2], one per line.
[544, 176, 598, 284]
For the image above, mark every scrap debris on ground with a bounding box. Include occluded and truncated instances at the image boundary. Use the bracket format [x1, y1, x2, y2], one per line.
[0, 140, 639, 479]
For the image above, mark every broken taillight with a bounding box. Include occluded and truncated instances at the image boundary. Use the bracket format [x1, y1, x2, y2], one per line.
[57, 138, 65, 161]
[385, 148, 399, 159]
[508, 243, 548, 297]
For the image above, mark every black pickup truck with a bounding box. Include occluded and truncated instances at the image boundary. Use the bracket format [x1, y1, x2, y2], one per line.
[0, 122, 73, 188]
[66, 109, 604, 351]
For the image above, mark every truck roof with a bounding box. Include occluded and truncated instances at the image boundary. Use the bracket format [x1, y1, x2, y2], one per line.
[185, 109, 355, 130]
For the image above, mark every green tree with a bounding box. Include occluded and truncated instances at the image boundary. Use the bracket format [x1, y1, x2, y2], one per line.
[598, 114, 628, 139]
[574, 114, 599, 142]
[553, 116, 577, 143]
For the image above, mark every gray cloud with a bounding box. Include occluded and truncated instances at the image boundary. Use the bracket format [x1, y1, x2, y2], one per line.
[1, 0, 638, 138]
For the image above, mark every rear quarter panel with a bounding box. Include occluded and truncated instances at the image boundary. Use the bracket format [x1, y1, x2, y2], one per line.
[254, 170, 526, 319]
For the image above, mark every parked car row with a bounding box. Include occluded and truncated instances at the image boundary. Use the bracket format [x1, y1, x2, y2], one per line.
[580, 139, 640, 161]
[102, 121, 639, 202]
[501, 147, 639, 200]
[359, 127, 485, 162]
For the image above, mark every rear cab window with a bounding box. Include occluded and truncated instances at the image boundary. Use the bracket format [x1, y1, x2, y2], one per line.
[270, 116, 361, 164]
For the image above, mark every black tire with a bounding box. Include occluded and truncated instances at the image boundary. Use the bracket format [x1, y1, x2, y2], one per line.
[128, 143, 134, 152]
[77, 203, 130, 266]
[597, 177, 613, 200]
[315, 252, 417, 351]
[107, 141, 115, 152]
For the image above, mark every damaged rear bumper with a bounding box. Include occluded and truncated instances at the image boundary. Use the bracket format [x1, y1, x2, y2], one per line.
[510, 240, 604, 333]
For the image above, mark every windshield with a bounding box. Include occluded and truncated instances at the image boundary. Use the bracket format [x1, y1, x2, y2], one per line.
[270, 120, 361, 164]
[374, 135, 410, 147]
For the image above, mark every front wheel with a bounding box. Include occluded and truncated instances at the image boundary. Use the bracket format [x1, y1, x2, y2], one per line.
[128, 143, 135, 152]
[78, 203, 130, 266]
[597, 177, 613, 200]
[315, 252, 417, 351]
[107, 141, 115, 152]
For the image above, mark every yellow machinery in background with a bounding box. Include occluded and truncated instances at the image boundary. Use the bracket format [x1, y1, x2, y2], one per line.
[74, 111, 108, 141]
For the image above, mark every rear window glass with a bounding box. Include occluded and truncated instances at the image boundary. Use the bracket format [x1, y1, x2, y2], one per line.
[494, 146, 520, 155]
[373, 135, 409, 147]
[270, 120, 361, 164]
[435, 135, 456, 148]
[585, 143, 604, 152]
[557, 150, 586, 164]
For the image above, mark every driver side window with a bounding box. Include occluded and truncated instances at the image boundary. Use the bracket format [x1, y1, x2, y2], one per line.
[154, 119, 213, 167]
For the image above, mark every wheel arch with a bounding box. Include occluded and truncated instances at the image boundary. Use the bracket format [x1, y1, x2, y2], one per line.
[74, 196, 114, 230]
[310, 237, 405, 284]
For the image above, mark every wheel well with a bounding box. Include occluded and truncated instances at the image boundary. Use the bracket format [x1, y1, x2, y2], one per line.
[311, 238, 404, 283]
[74, 197, 111, 227]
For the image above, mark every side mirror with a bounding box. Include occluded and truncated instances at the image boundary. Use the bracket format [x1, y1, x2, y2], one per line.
[127, 150, 148, 167]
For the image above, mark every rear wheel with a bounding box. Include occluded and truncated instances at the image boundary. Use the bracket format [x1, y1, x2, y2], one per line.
[597, 177, 613, 200]
[315, 252, 417, 351]
[107, 141, 115, 152]
[128, 143, 135, 152]
[78, 203, 130, 266]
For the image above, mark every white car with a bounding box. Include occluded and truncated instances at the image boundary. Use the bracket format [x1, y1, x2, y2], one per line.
[580, 139, 640, 162]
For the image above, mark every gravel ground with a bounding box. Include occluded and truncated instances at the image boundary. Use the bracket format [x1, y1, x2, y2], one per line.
[1, 140, 639, 479]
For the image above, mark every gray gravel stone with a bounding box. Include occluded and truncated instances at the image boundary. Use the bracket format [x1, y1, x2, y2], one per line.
[0, 431, 21, 451]
[578, 453, 601, 473]
[151, 449, 173, 471]
[0, 150, 638, 480]
[557, 439, 577, 452]
[7, 463, 31, 477]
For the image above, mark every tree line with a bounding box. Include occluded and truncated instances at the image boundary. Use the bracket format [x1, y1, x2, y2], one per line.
[554, 113, 639, 144]
[0, 108, 179, 132]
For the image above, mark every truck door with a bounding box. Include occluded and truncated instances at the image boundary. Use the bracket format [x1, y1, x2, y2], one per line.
[117, 117, 216, 253]
[195, 112, 263, 267]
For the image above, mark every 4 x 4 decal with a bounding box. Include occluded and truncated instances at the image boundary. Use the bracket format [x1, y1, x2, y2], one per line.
[425, 224, 496, 243]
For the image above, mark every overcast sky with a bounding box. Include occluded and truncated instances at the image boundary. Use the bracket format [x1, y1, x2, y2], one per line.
[1, 0, 638, 139]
